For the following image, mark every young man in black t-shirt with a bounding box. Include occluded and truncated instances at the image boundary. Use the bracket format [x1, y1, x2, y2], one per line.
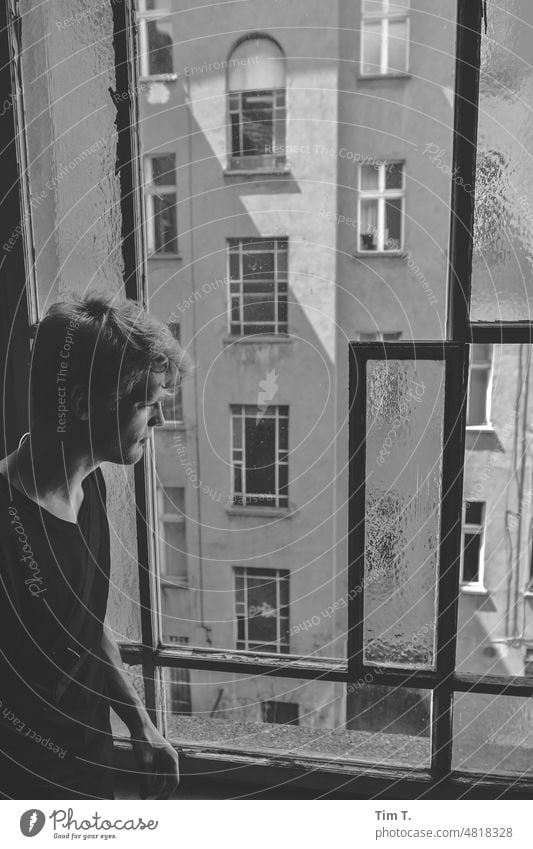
[0, 291, 187, 799]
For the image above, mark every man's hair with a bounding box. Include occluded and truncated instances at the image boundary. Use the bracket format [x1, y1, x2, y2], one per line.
[30, 290, 192, 425]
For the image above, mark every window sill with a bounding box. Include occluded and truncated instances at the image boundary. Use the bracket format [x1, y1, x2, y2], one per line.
[353, 250, 406, 259]
[224, 168, 291, 177]
[158, 421, 186, 430]
[139, 74, 179, 83]
[358, 72, 411, 81]
[223, 334, 293, 346]
[460, 584, 489, 596]
[147, 252, 182, 261]
[465, 425, 495, 433]
[225, 505, 293, 518]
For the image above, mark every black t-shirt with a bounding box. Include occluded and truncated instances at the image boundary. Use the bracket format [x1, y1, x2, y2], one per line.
[0, 466, 114, 799]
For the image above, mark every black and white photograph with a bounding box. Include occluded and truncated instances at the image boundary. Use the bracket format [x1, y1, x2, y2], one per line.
[0, 0, 531, 839]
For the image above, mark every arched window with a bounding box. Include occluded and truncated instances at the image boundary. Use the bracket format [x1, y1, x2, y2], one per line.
[227, 36, 286, 171]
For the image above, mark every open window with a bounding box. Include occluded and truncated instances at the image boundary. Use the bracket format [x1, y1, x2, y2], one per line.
[3, 0, 533, 799]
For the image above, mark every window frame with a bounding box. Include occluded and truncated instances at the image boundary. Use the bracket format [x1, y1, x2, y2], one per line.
[234, 566, 290, 653]
[466, 344, 493, 429]
[357, 161, 405, 253]
[7, 0, 533, 798]
[144, 153, 179, 257]
[460, 501, 486, 590]
[360, 0, 410, 78]
[136, 1, 176, 80]
[227, 237, 289, 336]
[230, 404, 289, 509]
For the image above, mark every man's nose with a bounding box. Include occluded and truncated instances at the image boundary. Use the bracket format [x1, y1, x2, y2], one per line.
[150, 402, 165, 428]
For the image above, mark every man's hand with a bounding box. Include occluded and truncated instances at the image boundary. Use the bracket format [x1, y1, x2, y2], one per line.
[130, 720, 180, 800]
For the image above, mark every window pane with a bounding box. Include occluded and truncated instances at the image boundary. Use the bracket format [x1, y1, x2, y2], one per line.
[361, 164, 380, 190]
[361, 22, 382, 75]
[228, 38, 285, 91]
[466, 369, 488, 425]
[459, 345, 533, 676]
[462, 533, 481, 583]
[163, 671, 431, 768]
[110, 665, 146, 737]
[147, 20, 173, 76]
[153, 195, 177, 252]
[452, 693, 533, 776]
[384, 198, 402, 249]
[364, 360, 444, 669]
[161, 521, 187, 578]
[151, 155, 175, 186]
[240, 92, 274, 156]
[387, 19, 408, 73]
[245, 417, 276, 498]
[471, 0, 533, 322]
[385, 162, 403, 190]
[360, 198, 379, 250]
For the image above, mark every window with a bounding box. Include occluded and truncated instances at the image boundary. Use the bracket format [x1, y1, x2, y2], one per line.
[262, 701, 299, 725]
[358, 331, 402, 341]
[227, 36, 286, 171]
[461, 501, 486, 588]
[358, 162, 404, 252]
[234, 567, 290, 653]
[161, 322, 183, 423]
[157, 487, 187, 584]
[137, 1, 174, 77]
[144, 154, 178, 255]
[228, 238, 288, 335]
[466, 344, 493, 427]
[360, 0, 409, 76]
[231, 405, 288, 508]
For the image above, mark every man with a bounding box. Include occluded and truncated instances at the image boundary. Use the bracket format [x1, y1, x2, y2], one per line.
[0, 291, 187, 799]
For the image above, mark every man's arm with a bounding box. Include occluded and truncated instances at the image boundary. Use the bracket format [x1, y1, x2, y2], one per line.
[100, 623, 180, 799]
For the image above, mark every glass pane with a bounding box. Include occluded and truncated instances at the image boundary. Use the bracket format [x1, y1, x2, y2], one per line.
[147, 20, 173, 76]
[459, 344, 533, 675]
[452, 693, 533, 776]
[387, 20, 408, 73]
[153, 195, 177, 252]
[361, 164, 380, 190]
[385, 162, 403, 190]
[360, 198, 379, 250]
[161, 522, 187, 579]
[152, 155, 175, 186]
[466, 369, 488, 425]
[163, 671, 431, 768]
[362, 22, 382, 75]
[364, 360, 444, 669]
[384, 198, 402, 249]
[471, 1, 533, 322]
[462, 533, 481, 583]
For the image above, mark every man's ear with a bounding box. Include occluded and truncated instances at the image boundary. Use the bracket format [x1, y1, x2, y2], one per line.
[70, 384, 90, 421]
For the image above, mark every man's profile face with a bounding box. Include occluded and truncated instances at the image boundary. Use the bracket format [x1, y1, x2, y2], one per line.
[91, 368, 175, 465]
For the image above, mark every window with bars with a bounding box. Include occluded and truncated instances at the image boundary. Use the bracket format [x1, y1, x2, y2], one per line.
[466, 344, 493, 427]
[358, 162, 404, 252]
[360, 0, 410, 76]
[231, 405, 289, 508]
[144, 154, 178, 255]
[460, 501, 486, 588]
[234, 567, 290, 653]
[227, 36, 286, 171]
[137, 0, 174, 77]
[228, 238, 288, 335]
